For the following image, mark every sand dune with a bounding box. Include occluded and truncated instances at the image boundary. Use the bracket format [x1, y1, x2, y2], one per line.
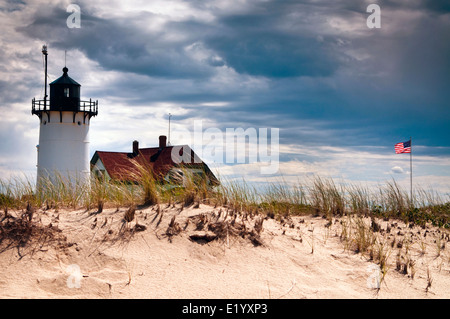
[1, 204, 449, 299]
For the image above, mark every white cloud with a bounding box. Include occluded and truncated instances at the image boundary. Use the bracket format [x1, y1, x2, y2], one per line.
[390, 166, 404, 174]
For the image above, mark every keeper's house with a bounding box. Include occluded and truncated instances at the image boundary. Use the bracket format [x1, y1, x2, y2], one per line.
[90, 135, 219, 186]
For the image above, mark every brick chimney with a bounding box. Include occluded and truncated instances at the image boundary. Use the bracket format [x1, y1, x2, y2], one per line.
[159, 135, 167, 149]
[132, 140, 139, 155]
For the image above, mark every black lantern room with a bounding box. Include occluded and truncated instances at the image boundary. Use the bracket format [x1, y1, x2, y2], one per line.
[32, 64, 98, 122]
[49, 67, 81, 111]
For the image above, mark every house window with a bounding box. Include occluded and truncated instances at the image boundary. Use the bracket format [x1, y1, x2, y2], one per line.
[64, 87, 70, 97]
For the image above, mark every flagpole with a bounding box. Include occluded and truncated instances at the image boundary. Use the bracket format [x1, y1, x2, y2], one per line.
[410, 136, 413, 205]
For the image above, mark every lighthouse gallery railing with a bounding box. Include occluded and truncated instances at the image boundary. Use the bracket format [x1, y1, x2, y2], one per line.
[32, 98, 98, 116]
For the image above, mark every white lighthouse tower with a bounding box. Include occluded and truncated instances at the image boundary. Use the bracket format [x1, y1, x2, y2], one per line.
[32, 45, 98, 188]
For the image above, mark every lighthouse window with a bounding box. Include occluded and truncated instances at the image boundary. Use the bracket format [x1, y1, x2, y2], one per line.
[64, 87, 69, 97]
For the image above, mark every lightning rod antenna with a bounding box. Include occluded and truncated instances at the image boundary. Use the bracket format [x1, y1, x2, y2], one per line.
[42, 45, 48, 110]
[168, 113, 172, 146]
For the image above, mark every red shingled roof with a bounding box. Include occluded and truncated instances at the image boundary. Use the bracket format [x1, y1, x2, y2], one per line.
[91, 145, 219, 185]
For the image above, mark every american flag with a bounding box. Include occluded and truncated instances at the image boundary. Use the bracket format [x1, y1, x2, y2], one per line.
[395, 140, 411, 154]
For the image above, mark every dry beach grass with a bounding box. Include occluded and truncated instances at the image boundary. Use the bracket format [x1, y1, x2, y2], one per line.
[0, 170, 449, 298]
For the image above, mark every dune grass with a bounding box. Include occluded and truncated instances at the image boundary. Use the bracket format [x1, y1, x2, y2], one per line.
[1, 167, 449, 229]
[1, 169, 449, 289]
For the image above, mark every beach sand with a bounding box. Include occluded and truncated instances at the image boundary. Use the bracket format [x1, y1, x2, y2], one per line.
[1, 204, 449, 299]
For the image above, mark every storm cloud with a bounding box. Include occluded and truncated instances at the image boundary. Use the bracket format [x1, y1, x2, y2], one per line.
[1, 0, 449, 193]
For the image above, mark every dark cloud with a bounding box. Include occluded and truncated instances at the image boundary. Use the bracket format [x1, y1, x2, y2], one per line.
[382, 0, 450, 14]
[15, 0, 351, 80]
[11, 0, 450, 157]
[17, 7, 214, 79]
[205, 32, 339, 77]
[0, 0, 26, 13]
[423, 1, 450, 13]
[199, 1, 348, 78]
